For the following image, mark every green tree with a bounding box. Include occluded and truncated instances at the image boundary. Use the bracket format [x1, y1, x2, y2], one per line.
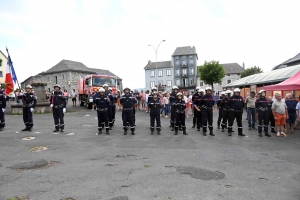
[241, 66, 263, 78]
[198, 60, 225, 93]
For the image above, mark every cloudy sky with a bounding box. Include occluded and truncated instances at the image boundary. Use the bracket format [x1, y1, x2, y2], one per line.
[1, 0, 300, 89]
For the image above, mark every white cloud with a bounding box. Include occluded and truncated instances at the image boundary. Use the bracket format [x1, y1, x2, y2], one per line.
[0, 0, 300, 89]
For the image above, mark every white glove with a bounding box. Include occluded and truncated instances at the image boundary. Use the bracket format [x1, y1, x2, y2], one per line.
[30, 108, 34, 112]
[63, 108, 66, 113]
[2, 108, 4, 112]
[50, 104, 53, 108]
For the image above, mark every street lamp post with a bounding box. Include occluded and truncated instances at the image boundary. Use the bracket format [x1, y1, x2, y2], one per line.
[148, 40, 166, 89]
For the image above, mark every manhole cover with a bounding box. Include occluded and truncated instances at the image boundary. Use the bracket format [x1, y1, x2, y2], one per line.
[7, 197, 30, 200]
[175, 166, 225, 180]
[66, 133, 76, 135]
[21, 136, 36, 141]
[29, 146, 48, 152]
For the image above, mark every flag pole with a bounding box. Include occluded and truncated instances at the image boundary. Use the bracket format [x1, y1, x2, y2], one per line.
[6, 47, 21, 90]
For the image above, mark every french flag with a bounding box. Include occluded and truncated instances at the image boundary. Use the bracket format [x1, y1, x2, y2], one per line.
[5, 58, 14, 95]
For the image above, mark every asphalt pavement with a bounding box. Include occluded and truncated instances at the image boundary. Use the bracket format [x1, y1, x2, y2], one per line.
[0, 102, 300, 200]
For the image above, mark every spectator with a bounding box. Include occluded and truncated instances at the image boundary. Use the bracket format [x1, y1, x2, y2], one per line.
[63, 89, 69, 104]
[134, 90, 141, 110]
[272, 94, 288, 137]
[163, 92, 170, 118]
[245, 91, 257, 130]
[145, 90, 150, 113]
[71, 89, 77, 107]
[296, 101, 300, 123]
[140, 90, 146, 111]
[116, 90, 122, 111]
[190, 91, 194, 116]
[285, 94, 298, 134]
[184, 92, 191, 118]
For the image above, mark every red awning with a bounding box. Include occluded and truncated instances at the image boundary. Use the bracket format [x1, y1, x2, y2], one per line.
[263, 69, 300, 90]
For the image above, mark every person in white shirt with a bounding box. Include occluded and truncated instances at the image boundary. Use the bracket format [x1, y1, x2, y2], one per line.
[71, 89, 77, 107]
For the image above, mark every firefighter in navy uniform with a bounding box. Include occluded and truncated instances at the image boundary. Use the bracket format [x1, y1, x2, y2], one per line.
[217, 91, 226, 129]
[228, 88, 245, 136]
[103, 84, 113, 130]
[0, 85, 6, 131]
[255, 90, 271, 137]
[193, 88, 205, 131]
[147, 87, 159, 105]
[199, 87, 215, 136]
[174, 92, 187, 135]
[120, 87, 136, 135]
[220, 90, 232, 132]
[148, 92, 162, 135]
[50, 84, 66, 132]
[22, 85, 37, 131]
[192, 86, 202, 128]
[169, 85, 179, 131]
[108, 87, 117, 126]
[94, 88, 110, 135]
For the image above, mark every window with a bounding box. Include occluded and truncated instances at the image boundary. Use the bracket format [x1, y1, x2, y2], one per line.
[200, 82, 204, 86]
[175, 69, 180, 76]
[227, 80, 231, 84]
[167, 80, 172, 87]
[175, 56, 179, 66]
[47, 76, 49, 81]
[62, 74, 64, 80]
[182, 78, 187, 87]
[189, 68, 194, 75]
[176, 79, 180, 86]
[53, 76, 58, 84]
[182, 69, 187, 76]
[189, 55, 194, 64]
[166, 69, 171, 76]
[158, 70, 163, 77]
[150, 81, 155, 88]
[190, 78, 195, 86]
[182, 56, 186, 66]
[0, 59, 2, 67]
[0, 71, 2, 77]
[150, 71, 155, 77]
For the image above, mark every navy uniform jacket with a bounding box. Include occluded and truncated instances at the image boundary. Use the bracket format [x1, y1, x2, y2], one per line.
[217, 97, 223, 109]
[228, 95, 244, 110]
[169, 93, 177, 106]
[106, 92, 115, 105]
[148, 92, 160, 103]
[50, 91, 66, 108]
[148, 98, 162, 115]
[220, 96, 229, 110]
[255, 97, 270, 110]
[22, 92, 37, 108]
[94, 94, 110, 109]
[192, 93, 201, 107]
[174, 99, 186, 114]
[120, 94, 135, 108]
[0, 90, 6, 108]
[199, 94, 215, 108]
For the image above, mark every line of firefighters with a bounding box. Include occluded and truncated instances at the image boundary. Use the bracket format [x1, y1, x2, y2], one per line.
[0, 84, 275, 138]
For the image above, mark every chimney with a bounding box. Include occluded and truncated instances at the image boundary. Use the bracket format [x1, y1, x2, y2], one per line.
[243, 62, 245, 69]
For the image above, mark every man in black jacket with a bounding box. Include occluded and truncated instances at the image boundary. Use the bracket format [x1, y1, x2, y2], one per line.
[50, 84, 66, 132]
[148, 92, 162, 135]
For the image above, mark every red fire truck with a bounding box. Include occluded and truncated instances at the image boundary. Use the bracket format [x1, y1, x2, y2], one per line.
[78, 74, 121, 109]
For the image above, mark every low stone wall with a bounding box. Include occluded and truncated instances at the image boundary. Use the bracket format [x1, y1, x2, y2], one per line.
[11, 101, 51, 115]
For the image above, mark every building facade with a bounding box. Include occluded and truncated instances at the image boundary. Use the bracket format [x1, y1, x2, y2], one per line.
[197, 63, 244, 95]
[21, 59, 121, 92]
[0, 50, 8, 84]
[144, 46, 198, 92]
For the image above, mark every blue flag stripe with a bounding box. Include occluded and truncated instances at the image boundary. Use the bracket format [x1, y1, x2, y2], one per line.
[8, 55, 18, 83]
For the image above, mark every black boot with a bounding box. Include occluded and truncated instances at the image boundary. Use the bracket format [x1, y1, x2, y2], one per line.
[60, 127, 64, 132]
[221, 128, 225, 132]
[217, 123, 220, 129]
[174, 128, 178, 135]
[203, 132, 207, 136]
[27, 127, 32, 132]
[183, 127, 188, 135]
[192, 124, 195, 128]
[22, 127, 29, 131]
[179, 126, 183, 131]
[123, 129, 127, 135]
[238, 133, 246, 136]
[157, 130, 161, 135]
[53, 128, 59, 132]
[109, 126, 113, 130]
[171, 127, 174, 131]
[265, 132, 271, 137]
[228, 132, 232, 136]
[150, 130, 154, 135]
[0, 127, 4, 131]
[271, 128, 277, 133]
[98, 129, 102, 135]
[209, 131, 215, 136]
[106, 129, 110, 135]
[131, 130, 135, 135]
[258, 132, 262, 137]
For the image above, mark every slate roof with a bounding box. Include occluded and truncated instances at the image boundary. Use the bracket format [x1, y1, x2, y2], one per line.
[221, 63, 244, 75]
[172, 46, 197, 56]
[224, 64, 300, 88]
[144, 61, 172, 69]
[273, 52, 300, 70]
[38, 59, 121, 79]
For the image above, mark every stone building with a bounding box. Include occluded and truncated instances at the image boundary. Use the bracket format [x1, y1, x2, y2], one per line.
[21, 59, 121, 92]
[0, 50, 8, 84]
